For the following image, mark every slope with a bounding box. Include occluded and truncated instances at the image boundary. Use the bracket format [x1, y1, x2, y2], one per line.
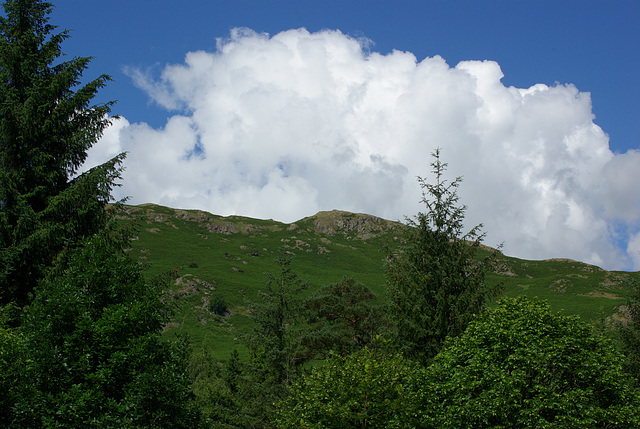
[119, 204, 639, 360]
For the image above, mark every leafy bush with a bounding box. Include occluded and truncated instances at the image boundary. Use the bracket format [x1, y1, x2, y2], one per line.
[619, 278, 640, 381]
[274, 345, 422, 428]
[419, 297, 640, 428]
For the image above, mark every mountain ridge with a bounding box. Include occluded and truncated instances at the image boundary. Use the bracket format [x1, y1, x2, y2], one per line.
[117, 203, 638, 360]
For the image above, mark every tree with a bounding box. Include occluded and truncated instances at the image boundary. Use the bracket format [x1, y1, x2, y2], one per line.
[0, 3, 200, 426]
[273, 345, 422, 429]
[246, 249, 308, 387]
[0, 0, 123, 307]
[0, 306, 25, 427]
[190, 349, 264, 428]
[302, 276, 387, 359]
[236, 249, 308, 426]
[619, 278, 640, 381]
[8, 226, 200, 428]
[385, 148, 500, 363]
[420, 297, 640, 428]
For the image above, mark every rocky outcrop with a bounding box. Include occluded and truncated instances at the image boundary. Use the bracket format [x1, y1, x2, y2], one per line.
[306, 210, 402, 239]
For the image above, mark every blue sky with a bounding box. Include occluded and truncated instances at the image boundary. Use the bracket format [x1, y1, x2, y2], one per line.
[39, 0, 640, 270]
[52, 1, 638, 153]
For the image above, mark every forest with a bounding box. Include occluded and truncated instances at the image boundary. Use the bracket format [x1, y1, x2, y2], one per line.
[1, 1, 639, 427]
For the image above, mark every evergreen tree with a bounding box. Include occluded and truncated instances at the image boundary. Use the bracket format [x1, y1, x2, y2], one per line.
[0, 0, 123, 307]
[9, 225, 200, 428]
[190, 349, 258, 428]
[0, 3, 201, 426]
[235, 250, 308, 426]
[0, 305, 25, 427]
[385, 148, 501, 364]
[246, 249, 308, 386]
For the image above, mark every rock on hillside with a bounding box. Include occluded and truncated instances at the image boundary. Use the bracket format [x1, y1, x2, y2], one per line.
[120, 204, 402, 241]
[301, 210, 403, 239]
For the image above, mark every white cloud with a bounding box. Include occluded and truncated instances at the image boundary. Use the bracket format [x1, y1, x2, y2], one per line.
[601, 149, 640, 223]
[85, 28, 640, 270]
[628, 232, 640, 271]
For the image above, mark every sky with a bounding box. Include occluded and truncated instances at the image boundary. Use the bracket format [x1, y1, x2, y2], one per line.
[43, 1, 640, 271]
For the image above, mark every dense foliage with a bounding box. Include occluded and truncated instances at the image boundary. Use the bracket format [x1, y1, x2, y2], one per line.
[385, 149, 500, 363]
[0, 308, 24, 426]
[421, 297, 640, 428]
[246, 249, 308, 386]
[8, 227, 199, 427]
[274, 345, 422, 428]
[0, 0, 122, 307]
[620, 278, 640, 381]
[0, 1, 199, 426]
[190, 349, 250, 428]
[302, 276, 386, 359]
[274, 298, 640, 428]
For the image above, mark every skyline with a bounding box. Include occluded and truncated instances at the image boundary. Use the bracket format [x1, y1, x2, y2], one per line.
[43, 1, 640, 270]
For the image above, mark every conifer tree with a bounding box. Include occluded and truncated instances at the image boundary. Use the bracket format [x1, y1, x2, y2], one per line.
[9, 225, 200, 427]
[385, 148, 501, 364]
[0, 0, 123, 307]
[233, 250, 309, 426]
[246, 249, 308, 386]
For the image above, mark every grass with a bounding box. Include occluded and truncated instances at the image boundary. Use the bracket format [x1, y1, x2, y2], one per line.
[119, 204, 640, 361]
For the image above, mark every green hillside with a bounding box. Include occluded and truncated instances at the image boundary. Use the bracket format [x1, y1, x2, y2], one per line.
[120, 204, 639, 360]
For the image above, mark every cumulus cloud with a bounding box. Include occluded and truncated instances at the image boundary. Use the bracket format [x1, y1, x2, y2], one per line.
[628, 232, 640, 271]
[85, 28, 640, 270]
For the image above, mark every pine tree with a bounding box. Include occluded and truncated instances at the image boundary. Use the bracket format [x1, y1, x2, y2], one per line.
[0, 0, 123, 307]
[385, 148, 501, 364]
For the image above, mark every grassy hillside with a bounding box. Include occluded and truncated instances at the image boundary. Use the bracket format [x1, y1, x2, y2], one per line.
[119, 204, 639, 361]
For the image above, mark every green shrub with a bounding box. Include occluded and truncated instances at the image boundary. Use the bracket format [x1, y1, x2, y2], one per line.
[420, 297, 640, 428]
[210, 294, 228, 316]
[274, 345, 422, 428]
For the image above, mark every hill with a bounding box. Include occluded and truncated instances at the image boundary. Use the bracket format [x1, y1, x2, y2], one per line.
[118, 204, 639, 360]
